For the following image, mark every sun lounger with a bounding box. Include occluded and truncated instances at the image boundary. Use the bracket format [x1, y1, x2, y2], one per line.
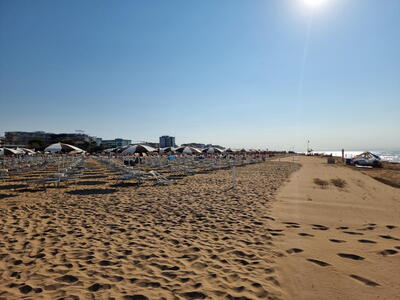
[149, 170, 173, 185]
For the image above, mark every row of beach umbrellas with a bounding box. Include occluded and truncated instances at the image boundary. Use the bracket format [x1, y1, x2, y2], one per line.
[103, 145, 247, 155]
[0, 143, 86, 156]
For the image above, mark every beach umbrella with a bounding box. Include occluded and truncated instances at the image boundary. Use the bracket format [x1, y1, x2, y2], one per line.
[175, 146, 202, 154]
[0, 148, 24, 156]
[202, 147, 223, 154]
[17, 148, 36, 155]
[160, 147, 176, 153]
[45, 142, 85, 154]
[103, 148, 117, 153]
[121, 144, 157, 155]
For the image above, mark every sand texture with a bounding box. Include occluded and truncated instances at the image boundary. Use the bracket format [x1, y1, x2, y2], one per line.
[0, 160, 299, 300]
[271, 156, 400, 300]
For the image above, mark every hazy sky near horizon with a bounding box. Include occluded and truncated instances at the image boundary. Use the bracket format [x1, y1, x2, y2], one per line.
[1, 0, 399, 151]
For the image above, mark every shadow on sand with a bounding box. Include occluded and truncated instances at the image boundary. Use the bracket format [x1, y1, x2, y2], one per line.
[76, 181, 108, 186]
[66, 188, 117, 195]
[0, 184, 27, 190]
[0, 194, 17, 200]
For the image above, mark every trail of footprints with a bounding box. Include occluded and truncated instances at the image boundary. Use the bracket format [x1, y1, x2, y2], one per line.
[0, 161, 302, 299]
[268, 220, 399, 288]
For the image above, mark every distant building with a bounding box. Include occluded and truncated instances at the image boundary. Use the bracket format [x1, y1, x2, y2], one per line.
[101, 138, 131, 148]
[159, 136, 176, 148]
[0, 136, 4, 147]
[4, 131, 95, 148]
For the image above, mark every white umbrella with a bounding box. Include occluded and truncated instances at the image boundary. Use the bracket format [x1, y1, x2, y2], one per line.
[175, 146, 202, 154]
[45, 142, 85, 154]
[0, 147, 23, 156]
[103, 148, 117, 153]
[202, 147, 223, 154]
[159, 147, 176, 153]
[121, 144, 157, 155]
[17, 148, 36, 155]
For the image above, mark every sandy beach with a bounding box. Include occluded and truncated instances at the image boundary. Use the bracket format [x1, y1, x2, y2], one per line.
[271, 156, 400, 300]
[0, 157, 399, 299]
[0, 160, 298, 299]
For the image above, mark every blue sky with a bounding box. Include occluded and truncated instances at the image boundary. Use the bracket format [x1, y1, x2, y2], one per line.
[1, 0, 399, 151]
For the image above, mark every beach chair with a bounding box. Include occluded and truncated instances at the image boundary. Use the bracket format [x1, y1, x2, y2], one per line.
[149, 170, 173, 185]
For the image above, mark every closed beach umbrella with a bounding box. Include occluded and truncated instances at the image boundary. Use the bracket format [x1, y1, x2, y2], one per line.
[45, 142, 85, 154]
[121, 144, 157, 155]
[175, 146, 202, 154]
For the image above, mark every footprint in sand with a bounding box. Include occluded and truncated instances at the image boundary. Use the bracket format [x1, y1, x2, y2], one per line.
[350, 274, 380, 287]
[378, 249, 398, 256]
[343, 231, 364, 236]
[386, 225, 397, 229]
[337, 253, 365, 260]
[379, 235, 400, 241]
[181, 291, 207, 299]
[329, 239, 346, 243]
[312, 224, 329, 231]
[358, 239, 377, 244]
[298, 232, 314, 237]
[307, 258, 331, 267]
[286, 248, 304, 254]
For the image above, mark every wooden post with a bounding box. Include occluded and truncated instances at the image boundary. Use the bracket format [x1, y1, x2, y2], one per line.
[342, 149, 345, 164]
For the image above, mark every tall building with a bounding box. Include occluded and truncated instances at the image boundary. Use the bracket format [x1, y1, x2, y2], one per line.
[159, 136, 176, 148]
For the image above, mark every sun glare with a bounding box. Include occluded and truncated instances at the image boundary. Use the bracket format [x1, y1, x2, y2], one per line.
[303, 0, 328, 8]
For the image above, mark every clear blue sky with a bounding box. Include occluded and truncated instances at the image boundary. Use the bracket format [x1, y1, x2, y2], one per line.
[1, 0, 399, 151]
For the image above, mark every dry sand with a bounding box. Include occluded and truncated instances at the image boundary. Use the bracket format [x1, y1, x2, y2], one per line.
[1, 157, 399, 299]
[271, 156, 400, 300]
[0, 160, 299, 300]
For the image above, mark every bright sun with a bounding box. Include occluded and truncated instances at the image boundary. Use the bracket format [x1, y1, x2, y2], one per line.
[303, 0, 328, 7]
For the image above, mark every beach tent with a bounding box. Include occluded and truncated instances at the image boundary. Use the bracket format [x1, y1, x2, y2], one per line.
[121, 144, 157, 155]
[352, 152, 382, 167]
[175, 146, 202, 154]
[202, 147, 223, 154]
[44, 142, 85, 154]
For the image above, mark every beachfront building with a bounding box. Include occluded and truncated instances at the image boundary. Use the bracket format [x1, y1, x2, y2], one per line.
[159, 136, 176, 148]
[4, 131, 96, 148]
[101, 138, 131, 148]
